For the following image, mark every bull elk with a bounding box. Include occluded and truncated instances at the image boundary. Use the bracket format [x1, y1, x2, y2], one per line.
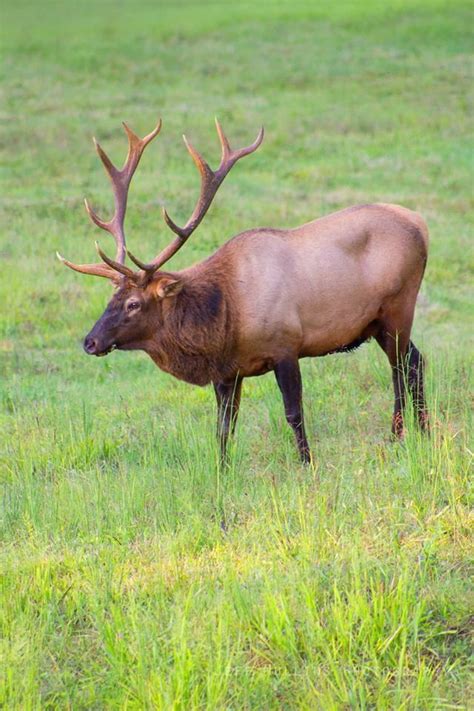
[58, 118, 429, 464]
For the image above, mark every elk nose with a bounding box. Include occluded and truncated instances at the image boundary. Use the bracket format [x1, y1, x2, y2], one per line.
[83, 335, 98, 355]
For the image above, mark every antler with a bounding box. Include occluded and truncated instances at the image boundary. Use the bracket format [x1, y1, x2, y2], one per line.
[127, 119, 264, 274]
[57, 119, 162, 281]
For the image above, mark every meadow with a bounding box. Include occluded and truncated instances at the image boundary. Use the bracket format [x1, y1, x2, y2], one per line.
[1, 0, 473, 708]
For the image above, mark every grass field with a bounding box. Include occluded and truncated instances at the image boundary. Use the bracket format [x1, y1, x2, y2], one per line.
[1, 0, 473, 708]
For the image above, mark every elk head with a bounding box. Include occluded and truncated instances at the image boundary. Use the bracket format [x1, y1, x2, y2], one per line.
[57, 118, 264, 357]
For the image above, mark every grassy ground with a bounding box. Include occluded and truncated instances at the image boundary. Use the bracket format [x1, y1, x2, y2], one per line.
[1, 0, 473, 708]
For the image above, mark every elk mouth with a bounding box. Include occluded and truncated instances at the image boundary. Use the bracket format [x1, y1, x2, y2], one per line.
[96, 344, 117, 357]
[83, 336, 117, 357]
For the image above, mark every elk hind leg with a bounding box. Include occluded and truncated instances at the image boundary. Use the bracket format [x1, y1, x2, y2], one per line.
[376, 294, 429, 437]
[375, 315, 412, 439]
[407, 340, 429, 432]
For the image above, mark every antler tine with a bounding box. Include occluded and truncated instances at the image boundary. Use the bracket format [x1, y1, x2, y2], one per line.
[126, 249, 152, 271]
[56, 252, 120, 282]
[215, 117, 232, 162]
[94, 242, 136, 279]
[137, 121, 264, 273]
[86, 118, 162, 263]
[58, 119, 162, 281]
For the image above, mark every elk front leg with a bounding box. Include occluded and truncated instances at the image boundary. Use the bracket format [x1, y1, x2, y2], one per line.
[214, 376, 243, 463]
[274, 360, 311, 464]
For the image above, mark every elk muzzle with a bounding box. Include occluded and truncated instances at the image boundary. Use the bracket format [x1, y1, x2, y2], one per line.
[83, 312, 119, 356]
[83, 331, 117, 357]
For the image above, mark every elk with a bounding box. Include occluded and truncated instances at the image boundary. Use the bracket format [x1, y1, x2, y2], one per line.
[58, 118, 429, 464]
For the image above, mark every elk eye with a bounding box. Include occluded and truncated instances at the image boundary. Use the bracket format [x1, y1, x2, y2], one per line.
[126, 300, 140, 312]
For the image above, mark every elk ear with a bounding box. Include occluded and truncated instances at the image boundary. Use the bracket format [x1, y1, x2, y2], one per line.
[153, 276, 183, 299]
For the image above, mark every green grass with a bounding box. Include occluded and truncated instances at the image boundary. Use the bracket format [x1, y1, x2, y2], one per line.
[1, 0, 473, 708]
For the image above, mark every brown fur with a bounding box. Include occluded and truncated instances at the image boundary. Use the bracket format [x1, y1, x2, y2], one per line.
[146, 268, 239, 385]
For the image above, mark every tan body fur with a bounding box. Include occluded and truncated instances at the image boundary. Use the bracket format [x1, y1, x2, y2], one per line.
[158, 203, 428, 382]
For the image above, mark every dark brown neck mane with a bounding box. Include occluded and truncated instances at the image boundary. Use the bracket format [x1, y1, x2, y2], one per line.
[146, 276, 238, 385]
